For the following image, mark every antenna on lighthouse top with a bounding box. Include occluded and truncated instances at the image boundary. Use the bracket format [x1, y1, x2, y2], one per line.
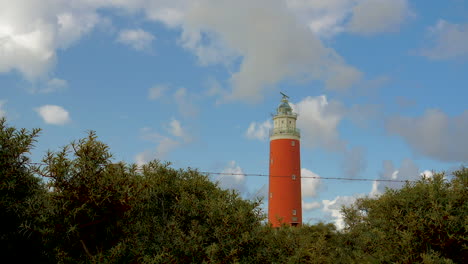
[280, 92, 289, 100]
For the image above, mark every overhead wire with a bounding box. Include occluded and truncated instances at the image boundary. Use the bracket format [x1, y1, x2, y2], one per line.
[200, 171, 414, 183]
[25, 162, 416, 183]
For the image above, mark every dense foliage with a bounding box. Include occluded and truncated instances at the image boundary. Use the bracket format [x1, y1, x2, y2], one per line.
[1, 118, 466, 263]
[341, 168, 468, 263]
[0, 118, 46, 262]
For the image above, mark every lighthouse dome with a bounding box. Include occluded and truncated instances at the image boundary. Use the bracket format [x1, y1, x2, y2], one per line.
[277, 100, 292, 115]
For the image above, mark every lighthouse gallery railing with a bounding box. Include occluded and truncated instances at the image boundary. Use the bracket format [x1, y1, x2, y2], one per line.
[269, 128, 300, 137]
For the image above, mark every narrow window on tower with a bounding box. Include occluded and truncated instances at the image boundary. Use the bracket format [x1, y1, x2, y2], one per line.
[291, 141, 295, 146]
[292, 174, 296, 180]
[292, 209, 297, 216]
[270, 192, 273, 198]
[270, 159, 273, 164]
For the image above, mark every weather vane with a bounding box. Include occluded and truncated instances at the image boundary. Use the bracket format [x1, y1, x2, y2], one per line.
[280, 92, 289, 100]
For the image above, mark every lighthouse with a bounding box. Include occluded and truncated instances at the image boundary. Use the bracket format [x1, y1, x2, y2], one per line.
[268, 93, 302, 227]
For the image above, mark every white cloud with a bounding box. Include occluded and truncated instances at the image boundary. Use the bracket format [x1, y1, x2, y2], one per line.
[287, 0, 411, 37]
[169, 119, 184, 138]
[386, 109, 468, 162]
[0, 100, 6, 118]
[214, 160, 247, 193]
[248, 95, 374, 180]
[370, 180, 379, 198]
[420, 170, 433, 179]
[135, 119, 190, 164]
[303, 201, 321, 211]
[117, 28, 155, 51]
[0, 0, 102, 79]
[180, 0, 361, 101]
[322, 195, 358, 230]
[245, 120, 272, 141]
[347, 0, 411, 35]
[135, 151, 153, 167]
[35, 105, 70, 125]
[168, 118, 190, 142]
[286, 0, 355, 37]
[294, 95, 346, 151]
[146, 7, 185, 28]
[301, 168, 321, 198]
[420, 20, 468, 60]
[0, 0, 414, 98]
[148, 85, 167, 100]
[370, 159, 420, 197]
[0, 0, 367, 98]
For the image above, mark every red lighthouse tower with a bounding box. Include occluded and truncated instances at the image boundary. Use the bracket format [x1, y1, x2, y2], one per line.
[268, 93, 302, 227]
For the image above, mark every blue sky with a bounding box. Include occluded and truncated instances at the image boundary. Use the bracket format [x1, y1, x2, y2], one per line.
[1, 0, 467, 228]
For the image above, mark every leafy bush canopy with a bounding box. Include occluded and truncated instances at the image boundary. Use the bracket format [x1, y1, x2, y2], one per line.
[1, 118, 466, 263]
[341, 168, 468, 263]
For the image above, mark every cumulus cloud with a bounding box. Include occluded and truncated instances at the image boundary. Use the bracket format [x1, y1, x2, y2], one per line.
[35, 105, 71, 125]
[342, 146, 367, 178]
[213, 160, 247, 193]
[294, 95, 346, 151]
[148, 85, 167, 100]
[303, 201, 321, 211]
[246, 120, 272, 141]
[117, 28, 155, 51]
[135, 118, 191, 164]
[0, 0, 103, 79]
[322, 195, 359, 229]
[146, 6, 185, 28]
[247, 94, 375, 181]
[347, 0, 411, 35]
[420, 20, 468, 60]
[168, 119, 190, 141]
[301, 168, 322, 212]
[248, 95, 375, 181]
[386, 109, 468, 162]
[135, 151, 152, 167]
[180, 0, 361, 101]
[287, 0, 411, 37]
[370, 159, 420, 197]
[301, 168, 321, 198]
[286, 0, 355, 37]
[420, 170, 434, 179]
[1, 0, 368, 98]
[2, 0, 414, 99]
